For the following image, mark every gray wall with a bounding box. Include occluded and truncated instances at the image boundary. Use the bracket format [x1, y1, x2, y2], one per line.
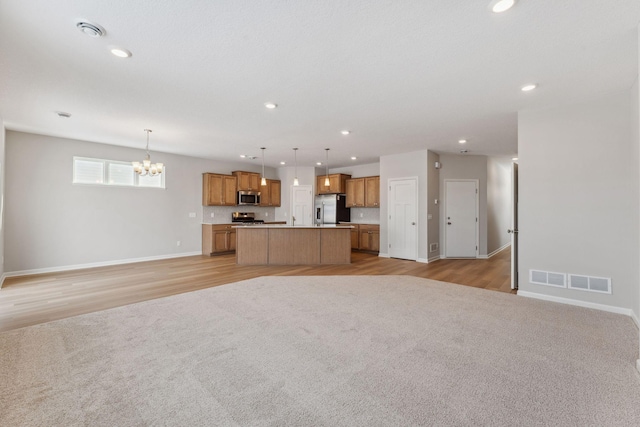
[380, 150, 429, 261]
[427, 151, 440, 261]
[0, 119, 5, 281]
[438, 154, 488, 257]
[487, 156, 512, 255]
[633, 75, 640, 323]
[4, 131, 276, 273]
[518, 90, 639, 311]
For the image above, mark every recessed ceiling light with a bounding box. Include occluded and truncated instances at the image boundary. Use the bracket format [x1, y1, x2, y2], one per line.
[512, 157, 519, 161]
[110, 47, 132, 58]
[280, 161, 286, 165]
[351, 156, 357, 160]
[56, 111, 71, 118]
[521, 84, 537, 92]
[76, 22, 105, 38]
[458, 139, 467, 144]
[240, 154, 246, 158]
[489, 0, 516, 13]
[316, 162, 322, 166]
[341, 130, 351, 135]
[264, 102, 277, 109]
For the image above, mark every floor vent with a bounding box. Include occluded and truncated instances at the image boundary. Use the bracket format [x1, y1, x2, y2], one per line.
[568, 274, 611, 294]
[529, 270, 566, 288]
[429, 243, 438, 253]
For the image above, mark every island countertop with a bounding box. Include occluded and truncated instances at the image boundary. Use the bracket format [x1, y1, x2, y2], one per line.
[232, 224, 353, 229]
[235, 225, 351, 265]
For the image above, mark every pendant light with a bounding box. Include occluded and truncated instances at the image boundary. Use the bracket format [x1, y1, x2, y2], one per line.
[132, 129, 163, 176]
[260, 147, 267, 186]
[324, 148, 330, 187]
[293, 148, 299, 186]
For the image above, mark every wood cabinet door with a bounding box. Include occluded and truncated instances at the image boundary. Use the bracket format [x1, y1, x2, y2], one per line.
[269, 180, 281, 206]
[370, 230, 380, 252]
[223, 175, 237, 205]
[205, 174, 223, 206]
[345, 179, 356, 207]
[359, 229, 371, 251]
[329, 175, 341, 193]
[249, 173, 260, 190]
[259, 180, 271, 206]
[213, 231, 229, 252]
[365, 176, 380, 207]
[350, 227, 359, 249]
[317, 175, 329, 194]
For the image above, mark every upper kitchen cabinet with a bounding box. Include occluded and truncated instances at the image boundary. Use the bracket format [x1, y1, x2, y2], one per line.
[202, 173, 237, 206]
[364, 176, 380, 207]
[259, 179, 281, 207]
[232, 171, 261, 191]
[317, 173, 351, 195]
[346, 176, 380, 208]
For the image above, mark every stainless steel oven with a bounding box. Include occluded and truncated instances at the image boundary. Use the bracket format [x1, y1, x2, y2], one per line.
[237, 191, 260, 206]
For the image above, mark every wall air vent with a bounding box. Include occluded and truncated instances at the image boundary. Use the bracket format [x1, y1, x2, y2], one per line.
[529, 270, 566, 288]
[568, 274, 611, 294]
[429, 243, 438, 253]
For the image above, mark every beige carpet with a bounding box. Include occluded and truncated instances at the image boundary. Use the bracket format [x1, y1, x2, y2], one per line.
[1, 275, 639, 426]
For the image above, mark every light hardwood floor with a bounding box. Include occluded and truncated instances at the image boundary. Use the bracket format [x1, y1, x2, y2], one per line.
[0, 248, 512, 332]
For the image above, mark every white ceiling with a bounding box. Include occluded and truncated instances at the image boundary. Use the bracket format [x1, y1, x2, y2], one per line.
[0, 1, 638, 168]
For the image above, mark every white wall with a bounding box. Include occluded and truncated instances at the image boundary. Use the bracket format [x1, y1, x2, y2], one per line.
[275, 166, 316, 224]
[4, 131, 275, 273]
[518, 91, 639, 312]
[427, 151, 440, 261]
[487, 156, 512, 255]
[438, 154, 488, 257]
[0, 118, 5, 283]
[633, 78, 640, 326]
[380, 150, 429, 261]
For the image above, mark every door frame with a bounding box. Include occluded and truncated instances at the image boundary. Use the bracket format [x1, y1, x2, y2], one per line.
[442, 179, 479, 259]
[510, 163, 519, 290]
[387, 177, 419, 261]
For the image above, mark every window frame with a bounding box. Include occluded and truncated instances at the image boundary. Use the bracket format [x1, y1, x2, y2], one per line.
[72, 156, 166, 189]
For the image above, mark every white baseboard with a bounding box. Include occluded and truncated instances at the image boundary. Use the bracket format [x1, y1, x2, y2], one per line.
[0, 273, 6, 288]
[518, 290, 637, 320]
[378, 252, 390, 258]
[417, 258, 428, 264]
[486, 242, 511, 259]
[2, 251, 202, 279]
[476, 255, 489, 259]
[631, 310, 640, 330]
[428, 255, 440, 263]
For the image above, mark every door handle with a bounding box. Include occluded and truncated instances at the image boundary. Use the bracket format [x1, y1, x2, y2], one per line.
[507, 229, 519, 233]
[447, 222, 452, 225]
[411, 222, 416, 225]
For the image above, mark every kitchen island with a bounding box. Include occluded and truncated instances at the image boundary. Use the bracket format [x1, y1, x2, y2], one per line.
[235, 224, 353, 265]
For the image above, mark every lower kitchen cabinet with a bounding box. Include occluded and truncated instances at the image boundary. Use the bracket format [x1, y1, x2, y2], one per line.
[342, 223, 380, 254]
[202, 224, 237, 255]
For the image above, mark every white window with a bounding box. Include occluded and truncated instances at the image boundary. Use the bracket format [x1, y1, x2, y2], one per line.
[73, 157, 165, 188]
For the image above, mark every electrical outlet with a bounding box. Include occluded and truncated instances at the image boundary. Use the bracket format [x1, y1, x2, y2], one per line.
[210, 213, 215, 218]
[188, 212, 196, 218]
[176, 240, 181, 247]
[360, 213, 363, 218]
[265, 212, 269, 217]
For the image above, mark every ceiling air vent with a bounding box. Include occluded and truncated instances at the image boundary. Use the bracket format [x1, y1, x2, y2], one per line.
[76, 22, 105, 38]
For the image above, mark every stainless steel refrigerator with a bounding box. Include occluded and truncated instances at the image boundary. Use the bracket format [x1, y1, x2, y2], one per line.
[315, 194, 350, 224]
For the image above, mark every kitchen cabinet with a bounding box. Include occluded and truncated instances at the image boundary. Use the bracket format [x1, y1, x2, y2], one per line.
[259, 179, 281, 207]
[345, 178, 365, 207]
[364, 176, 380, 207]
[345, 176, 380, 208]
[232, 171, 261, 191]
[202, 173, 237, 206]
[358, 224, 380, 253]
[350, 225, 360, 250]
[316, 173, 351, 194]
[202, 224, 236, 255]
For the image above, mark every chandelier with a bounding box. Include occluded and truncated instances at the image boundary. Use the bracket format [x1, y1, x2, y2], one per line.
[133, 129, 163, 176]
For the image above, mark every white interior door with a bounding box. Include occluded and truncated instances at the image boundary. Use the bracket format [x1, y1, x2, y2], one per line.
[444, 180, 478, 258]
[388, 178, 417, 260]
[510, 163, 519, 290]
[291, 185, 313, 226]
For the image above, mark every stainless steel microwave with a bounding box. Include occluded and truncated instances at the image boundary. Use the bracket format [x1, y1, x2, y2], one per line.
[237, 191, 261, 206]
